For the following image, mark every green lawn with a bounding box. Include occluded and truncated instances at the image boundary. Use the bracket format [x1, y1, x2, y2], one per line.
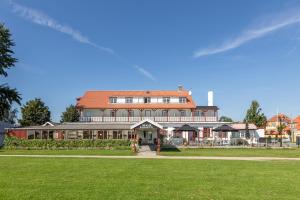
[0, 157, 299, 200]
[0, 149, 135, 156]
[160, 148, 300, 157]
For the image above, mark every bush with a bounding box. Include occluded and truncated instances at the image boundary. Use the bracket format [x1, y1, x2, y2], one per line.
[4, 136, 131, 150]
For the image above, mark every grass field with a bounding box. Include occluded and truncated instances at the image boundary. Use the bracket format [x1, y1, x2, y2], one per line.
[160, 148, 300, 157]
[0, 149, 134, 156]
[0, 157, 300, 200]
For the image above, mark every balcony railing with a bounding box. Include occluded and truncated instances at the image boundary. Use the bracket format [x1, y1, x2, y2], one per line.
[79, 116, 217, 122]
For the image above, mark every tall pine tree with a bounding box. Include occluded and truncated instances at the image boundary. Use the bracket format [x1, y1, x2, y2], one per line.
[0, 23, 21, 122]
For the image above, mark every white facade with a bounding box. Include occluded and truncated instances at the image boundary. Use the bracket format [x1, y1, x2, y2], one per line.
[110, 97, 185, 104]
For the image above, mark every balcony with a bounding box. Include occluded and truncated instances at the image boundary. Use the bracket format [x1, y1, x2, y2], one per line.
[79, 116, 217, 122]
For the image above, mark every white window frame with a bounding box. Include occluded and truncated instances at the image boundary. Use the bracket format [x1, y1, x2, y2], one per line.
[125, 97, 133, 104]
[144, 97, 151, 104]
[179, 97, 186, 103]
[163, 97, 170, 104]
[109, 97, 117, 104]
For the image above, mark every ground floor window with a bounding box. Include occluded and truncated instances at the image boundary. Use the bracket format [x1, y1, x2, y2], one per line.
[49, 131, 53, 139]
[113, 130, 122, 139]
[203, 127, 211, 138]
[42, 131, 48, 139]
[128, 131, 136, 139]
[97, 130, 108, 139]
[83, 130, 91, 139]
[35, 131, 41, 139]
[27, 130, 34, 139]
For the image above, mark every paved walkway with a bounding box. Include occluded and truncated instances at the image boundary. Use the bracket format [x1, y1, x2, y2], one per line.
[1, 154, 300, 161]
[137, 145, 156, 157]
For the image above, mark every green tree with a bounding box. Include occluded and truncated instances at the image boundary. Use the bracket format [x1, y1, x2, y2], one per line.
[0, 23, 21, 122]
[19, 98, 51, 126]
[277, 118, 286, 147]
[1, 107, 17, 124]
[60, 104, 80, 122]
[244, 100, 267, 128]
[219, 116, 233, 122]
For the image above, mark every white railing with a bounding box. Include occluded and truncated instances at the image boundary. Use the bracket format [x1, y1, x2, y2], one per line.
[79, 116, 217, 122]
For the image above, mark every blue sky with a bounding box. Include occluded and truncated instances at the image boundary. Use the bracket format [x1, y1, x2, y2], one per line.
[1, 0, 300, 122]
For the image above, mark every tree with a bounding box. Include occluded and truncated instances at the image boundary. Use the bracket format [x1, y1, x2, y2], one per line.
[1, 107, 17, 124]
[244, 100, 267, 128]
[245, 121, 250, 139]
[60, 104, 80, 123]
[19, 98, 51, 126]
[277, 118, 286, 147]
[0, 23, 21, 122]
[219, 116, 233, 122]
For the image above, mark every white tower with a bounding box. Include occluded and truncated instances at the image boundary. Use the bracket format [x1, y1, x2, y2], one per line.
[208, 91, 213, 106]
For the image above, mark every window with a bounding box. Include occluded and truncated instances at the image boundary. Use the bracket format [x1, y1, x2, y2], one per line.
[83, 130, 91, 139]
[180, 110, 186, 117]
[203, 127, 211, 138]
[128, 131, 136, 139]
[110, 110, 116, 117]
[144, 97, 151, 103]
[27, 130, 34, 139]
[162, 110, 168, 117]
[98, 130, 108, 139]
[145, 110, 151, 117]
[109, 97, 117, 103]
[128, 110, 134, 117]
[42, 131, 48, 139]
[49, 131, 54, 139]
[179, 97, 186, 103]
[113, 130, 122, 139]
[195, 110, 201, 116]
[163, 97, 170, 103]
[35, 131, 41, 139]
[125, 97, 133, 103]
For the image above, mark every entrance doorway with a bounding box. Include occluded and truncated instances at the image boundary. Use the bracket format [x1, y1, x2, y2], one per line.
[141, 130, 153, 144]
[130, 119, 164, 145]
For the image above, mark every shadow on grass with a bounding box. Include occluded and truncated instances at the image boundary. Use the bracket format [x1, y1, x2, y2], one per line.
[161, 145, 181, 152]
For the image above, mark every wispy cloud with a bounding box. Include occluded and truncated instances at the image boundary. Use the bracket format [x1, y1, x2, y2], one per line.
[10, 1, 114, 54]
[133, 65, 156, 81]
[194, 8, 300, 58]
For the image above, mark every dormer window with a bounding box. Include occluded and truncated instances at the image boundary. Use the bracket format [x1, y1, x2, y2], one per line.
[125, 97, 133, 103]
[163, 97, 170, 104]
[144, 97, 151, 103]
[179, 97, 186, 103]
[109, 97, 117, 104]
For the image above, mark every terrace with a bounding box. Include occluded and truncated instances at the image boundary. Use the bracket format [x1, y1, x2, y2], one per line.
[79, 116, 218, 122]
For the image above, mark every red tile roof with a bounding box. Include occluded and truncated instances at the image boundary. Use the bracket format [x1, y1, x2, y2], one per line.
[294, 116, 300, 130]
[76, 90, 196, 109]
[268, 113, 291, 123]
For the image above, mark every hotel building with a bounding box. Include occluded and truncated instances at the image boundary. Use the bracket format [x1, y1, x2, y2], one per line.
[7, 86, 226, 144]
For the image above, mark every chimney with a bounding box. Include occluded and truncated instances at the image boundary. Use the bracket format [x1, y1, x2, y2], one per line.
[178, 85, 183, 91]
[208, 91, 213, 106]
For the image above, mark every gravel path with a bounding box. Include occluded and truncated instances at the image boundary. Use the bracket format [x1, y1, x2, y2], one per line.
[1, 154, 300, 161]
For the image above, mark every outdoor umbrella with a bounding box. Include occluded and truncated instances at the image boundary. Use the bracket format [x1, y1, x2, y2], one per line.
[213, 124, 238, 132]
[175, 124, 199, 132]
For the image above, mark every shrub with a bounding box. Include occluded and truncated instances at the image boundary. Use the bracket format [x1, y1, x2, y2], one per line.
[4, 136, 131, 150]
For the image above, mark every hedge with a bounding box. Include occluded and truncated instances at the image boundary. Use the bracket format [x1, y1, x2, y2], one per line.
[3, 136, 132, 150]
